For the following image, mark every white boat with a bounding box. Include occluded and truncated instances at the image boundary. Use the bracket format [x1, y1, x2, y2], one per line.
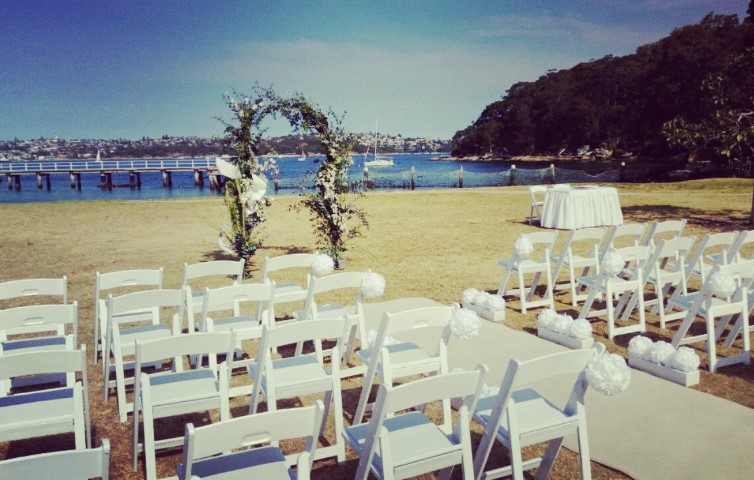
[298, 146, 307, 162]
[96, 150, 101, 162]
[364, 126, 393, 167]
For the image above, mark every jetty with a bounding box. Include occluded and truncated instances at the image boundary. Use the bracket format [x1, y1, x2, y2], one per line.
[0, 158, 223, 191]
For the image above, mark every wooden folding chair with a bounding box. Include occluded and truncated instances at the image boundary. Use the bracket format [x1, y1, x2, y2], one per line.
[497, 231, 557, 313]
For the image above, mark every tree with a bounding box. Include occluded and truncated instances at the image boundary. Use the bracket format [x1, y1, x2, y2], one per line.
[664, 48, 754, 222]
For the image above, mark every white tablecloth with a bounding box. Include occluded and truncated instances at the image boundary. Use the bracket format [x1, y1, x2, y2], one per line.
[540, 186, 623, 229]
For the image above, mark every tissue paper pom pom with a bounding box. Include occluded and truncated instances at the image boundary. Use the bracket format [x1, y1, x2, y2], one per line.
[360, 270, 386, 299]
[473, 292, 490, 308]
[706, 271, 736, 298]
[601, 249, 624, 277]
[649, 341, 676, 366]
[514, 236, 534, 259]
[481, 384, 500, 398]
[537, 309, 559, 329]
[311, 252, 334, 277]
[628, 336, 654, 358]
[487, 295, 506, 311]
[450, 304, 481, 340]
[670, 347, 701, 373]
[365, 329, 401, 350]
[586, 343, 631, 396]
[462, 288, 479, 306]
[553, 314, 573, 334]
[569, 318, 593, 339]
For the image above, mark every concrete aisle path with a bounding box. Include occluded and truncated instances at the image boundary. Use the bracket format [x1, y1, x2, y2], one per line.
[363, 298, 754, 480]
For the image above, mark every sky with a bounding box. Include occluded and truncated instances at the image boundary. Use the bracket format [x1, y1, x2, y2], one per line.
[0, 0, 749, 141]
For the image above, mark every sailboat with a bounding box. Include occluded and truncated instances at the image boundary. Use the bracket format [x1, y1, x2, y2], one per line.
[96, 149, 101, 162]
[364, 128, 394, 167]
[298, 146, 306, 162]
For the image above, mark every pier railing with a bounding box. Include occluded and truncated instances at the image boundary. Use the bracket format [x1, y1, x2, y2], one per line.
[0, 158, 216, 173]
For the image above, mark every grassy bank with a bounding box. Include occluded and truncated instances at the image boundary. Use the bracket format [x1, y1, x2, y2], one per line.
[1, 179, 752, 479]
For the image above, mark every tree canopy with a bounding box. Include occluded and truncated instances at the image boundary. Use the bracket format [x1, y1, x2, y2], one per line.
[451, 12, 754, 161]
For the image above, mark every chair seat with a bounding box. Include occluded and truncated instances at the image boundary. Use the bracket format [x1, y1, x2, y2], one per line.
[2, 335, 67, 352]
[0, 387, 77, 441]
[148, 369, 220, 416]
[474, 388, 574, 444]
[294, 303, 354, 321]
[345, 411, 458, 472]
[118, 324, 172, 355]
[211, 315, 258, 329]
[249, 355, 332, 397]
[178, 445, 294, 480]
[356, 342, 431, 369]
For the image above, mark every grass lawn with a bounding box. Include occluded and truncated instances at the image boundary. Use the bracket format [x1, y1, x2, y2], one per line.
[1, 178, 752, 479]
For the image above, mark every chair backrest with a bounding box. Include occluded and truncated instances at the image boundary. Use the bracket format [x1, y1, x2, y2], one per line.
[600, 223, 646, 260]
[0, 301, 77, 343]
[260, 318, 349, 357]
[200, 282, 275, 331]
[180, 400, 325, 479]
[0, 343, 88, 389]
[182, 259, 244, 288]
[95, 268, 163, 319]
[685, 231, 739, 282]
[644, 236, 696, 280]
[528, 185, 547, 203]
[260, 253, 316, 281]
[135, 331, 235, 377]
[642, 219, 686, 247]
[0, 276, 67, 305]
[0, 438, 110, 479]
[557, 227, 605, 258]
[107, 287, 185, 330]
[615, 244, 653, 268]
[300, 271, 366, 321]
[726, 229, 754, 262]
[514, 231, 558, 263]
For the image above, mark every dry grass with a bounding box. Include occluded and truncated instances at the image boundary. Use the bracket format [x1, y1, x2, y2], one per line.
[0, 179, 752, 479]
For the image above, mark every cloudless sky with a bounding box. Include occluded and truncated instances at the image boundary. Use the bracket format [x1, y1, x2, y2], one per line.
[0, 0, 748, 140]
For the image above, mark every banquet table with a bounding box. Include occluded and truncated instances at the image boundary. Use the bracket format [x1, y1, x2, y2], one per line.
[540, 186, 623, 229]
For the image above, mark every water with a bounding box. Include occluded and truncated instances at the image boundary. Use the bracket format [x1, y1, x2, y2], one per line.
[0, 153, 624, 203]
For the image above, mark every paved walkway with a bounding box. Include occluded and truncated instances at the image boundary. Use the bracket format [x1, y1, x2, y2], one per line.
[364, 298, 754, 480]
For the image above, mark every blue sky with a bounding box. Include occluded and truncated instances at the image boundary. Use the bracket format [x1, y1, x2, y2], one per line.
[0, 0, 748, 140]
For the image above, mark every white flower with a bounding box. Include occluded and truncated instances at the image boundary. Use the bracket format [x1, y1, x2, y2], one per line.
[649, 341, 676, 366]
[365, 329, 401, 349]
[706, 271, 736, 298]
[670, 347, 701, 373]
[569, 318, 592, 339]
[360, 270, 386, 299]
[487, 295, 505, 311]
[586, 343, 631, 396]
[537, 308, 559, 330]
[473, 291, 490, 308]
[628, 335, 654, 359]
[514, 236, 534, 259]
[311, 252, 334, 277]
[553, 314, 573, 334]
[461, 288, 479, 306]
[449, 304, 481, 340]
[601, 249, 624, 277]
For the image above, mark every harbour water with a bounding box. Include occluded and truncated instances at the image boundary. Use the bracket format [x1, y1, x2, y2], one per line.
[0, 153, 623, 204]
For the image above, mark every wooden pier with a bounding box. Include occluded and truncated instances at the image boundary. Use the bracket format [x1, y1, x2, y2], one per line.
[0, 158, 225, 191]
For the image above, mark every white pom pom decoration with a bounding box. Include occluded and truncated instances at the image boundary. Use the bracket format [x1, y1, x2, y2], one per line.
[473, 291, 490, 308]
[360, 270, 386, 299]
[365, 329, 401, 350]
[628, 336, 654, 359]
[706, 271, 736, 298]
[537, 309, 559, 330]
[311, 252, 335, 277]
[569, 318, 593, 340]
[462, 288, 479, 306]
[553, 314, 572, 334]
[600, 249, 624, 277]
[585, 343, 631, 396]
[449, 304, 481, 340]
[649, 341, 676, 366]
[514, 236, 534, 259]
[670, 346, 701, 373]
[487, 295, 506, 311]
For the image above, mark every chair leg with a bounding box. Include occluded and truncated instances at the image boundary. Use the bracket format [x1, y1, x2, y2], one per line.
[518, 270, 527, 314]
[533, 438, 564, 480]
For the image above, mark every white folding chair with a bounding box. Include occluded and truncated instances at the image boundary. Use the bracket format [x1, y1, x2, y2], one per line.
[258, 253, 316, 318]
[0, 438, 110, 480]
[344, 365, 488, 480]
[178, 401, 325, 480]
[293, 271, 369, 376]
[617, 236, 696, 328]
[528, 185, 547, 225]
[103, 288, 183, 423]
[249, 318, 350, 462]
[641, 219, 686, 248]
[497, 231, 557, 313]
[0, 302, 78, 391]
[353, 305, 454, 426]
[0, 276, 67, 306]
[131, 331, 235, 480]
[472, 349, 594, 480]
[93, 268, 163, 363]
[200, 282, 275, 398]
[598, 223, 646, 263]
[684, 231, 738, 285]
[549, 227, 605, 306]
[0, 346, 91, 450]
[577, 245, 652, 340]
[668, 260, 754, 372]
[182, 259, 245, 331]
